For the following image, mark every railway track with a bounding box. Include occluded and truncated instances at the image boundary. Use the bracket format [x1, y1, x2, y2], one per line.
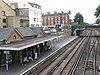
[37, 30, 99, 75]
[75, 31, 100, 75]
[37, 38, 85, 75]
[21, 29, 100, 75]
[96, 37, 100, 75]
[82, 37, 96, 75]
[20, 37, 80, 75]
[35, 37, 84, 75]
[80, 29, 100, 37]
[52, 38, 86, 75]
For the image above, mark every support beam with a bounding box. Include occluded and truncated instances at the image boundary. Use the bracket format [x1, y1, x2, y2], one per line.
[19, 51, 23, 65]
[5, 51, 9, 71]
[20, 55, 23, 65]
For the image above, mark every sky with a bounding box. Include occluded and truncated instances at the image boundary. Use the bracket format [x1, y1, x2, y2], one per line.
[4, 0, 100, 23]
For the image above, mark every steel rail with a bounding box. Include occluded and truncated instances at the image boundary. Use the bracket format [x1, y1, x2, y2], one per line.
[50, 38, 85, 75]
[37, 38, 83, 75]
[82, 37, 96, 75]
[66, 36, 91, 75]
[93, 40, 98, 75]
[93, 37, 99, 75]
[66, 38, 87, 75]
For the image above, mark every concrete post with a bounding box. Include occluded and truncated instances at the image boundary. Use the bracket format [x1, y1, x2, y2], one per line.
[5, 51, 9, 71]
[20, 51, 23, 65]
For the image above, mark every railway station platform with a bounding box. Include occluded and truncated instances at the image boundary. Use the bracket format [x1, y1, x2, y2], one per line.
[0, 36, 78, 75]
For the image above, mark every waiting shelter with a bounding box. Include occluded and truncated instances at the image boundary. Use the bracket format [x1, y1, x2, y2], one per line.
[0, 35, 62, 71]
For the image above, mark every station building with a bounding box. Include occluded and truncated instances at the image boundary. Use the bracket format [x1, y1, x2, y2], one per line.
[0, 27, 64, 71]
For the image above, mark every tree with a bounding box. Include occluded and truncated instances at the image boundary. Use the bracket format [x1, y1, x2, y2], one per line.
[62, 24, 71, 30]
[95, 19, 100, 25]
[94, 4, 100, 18]
[74, 13, 84, 25]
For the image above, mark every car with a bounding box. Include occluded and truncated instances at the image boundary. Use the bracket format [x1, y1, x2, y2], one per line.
[44, 29, 51, 33]
[51, 29, 57, 33]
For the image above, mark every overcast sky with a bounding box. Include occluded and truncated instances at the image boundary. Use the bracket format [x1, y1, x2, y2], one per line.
[4, 0, 100, 23]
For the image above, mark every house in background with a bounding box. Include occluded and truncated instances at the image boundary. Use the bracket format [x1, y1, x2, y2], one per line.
[0, 0, 16, 28]
[7, 2, 29, 27]
[7, 16, 29, 27]
[42, 11, 72, 28]
[9, 1, 42, 27]
[0, 0, 42, 28]
[0, 0, 29, 28]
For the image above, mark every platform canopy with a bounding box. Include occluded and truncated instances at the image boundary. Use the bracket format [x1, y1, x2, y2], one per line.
[0, 35, 62, 51]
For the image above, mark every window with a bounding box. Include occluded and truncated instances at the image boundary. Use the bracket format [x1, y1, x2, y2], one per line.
[48, 17, 50, 20]
[35, 5, 37, 8]
[23, 4, 25, 7]
[13, 35, 16, 39]
[20, 19, 23, 23]
[31, 24, 35, 27]
[34, 18, 36, 22]
[51, 17, 53, 20]
[3, 26, 7, 28]
[3, 19, 6, 23]
[39, 7, 41, 9]
[34, 5, 36, 8]
[2, 11, 5, 16]
[38, 6, 41, 9]
[33, 5, 35, 7]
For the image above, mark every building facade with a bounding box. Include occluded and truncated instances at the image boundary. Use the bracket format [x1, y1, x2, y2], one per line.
[17, 1, 42, 27]
[7, 16, 29, 27]
[0, 0, 29, 28]
[42, 11, 72, 28]
[0, 0, 16, 28]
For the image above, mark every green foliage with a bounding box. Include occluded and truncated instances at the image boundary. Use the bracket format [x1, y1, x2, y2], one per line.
[74, 13, 84, 25]
[0, 41, 4, 45]
[95, 19, 100, 24]
[62, 24, 71, 30]
[94, 4, 100, 18]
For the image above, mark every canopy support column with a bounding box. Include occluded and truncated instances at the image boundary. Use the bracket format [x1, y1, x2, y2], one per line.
[5, 51, 9, 71]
